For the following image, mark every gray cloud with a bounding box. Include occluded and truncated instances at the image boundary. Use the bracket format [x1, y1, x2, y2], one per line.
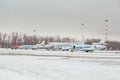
[0, 0, 120, 40]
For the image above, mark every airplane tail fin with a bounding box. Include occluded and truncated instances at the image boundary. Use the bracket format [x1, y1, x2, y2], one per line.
[36, 40, 45, 47]
[93, 39, 105, 45]
[99, 39, 105, 44]
[41, 40, 45, 45]
[76, 38, 86, 45]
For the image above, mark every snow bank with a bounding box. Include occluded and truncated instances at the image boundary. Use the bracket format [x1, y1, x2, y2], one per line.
[0, 56, 120, 80]
[0, 48, 120, 58]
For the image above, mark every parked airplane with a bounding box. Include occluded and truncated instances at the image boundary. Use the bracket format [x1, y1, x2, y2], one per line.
[46, 39, 86, 51]
[92, 40, 106, 50]
[13, 39, 106, 52]
[19, 41, 46, 50]
[19, 45, 37, 50]
[35, 41, 54, 50]
[74, 39, 106, 52]
[47, 42, 73, 51]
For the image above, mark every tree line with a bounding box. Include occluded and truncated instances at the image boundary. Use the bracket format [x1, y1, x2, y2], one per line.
[0, 32, 120, 50]
[0, 32, 76, 48]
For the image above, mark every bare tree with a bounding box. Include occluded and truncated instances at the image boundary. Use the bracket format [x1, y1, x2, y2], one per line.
[2, 33, 7, 48]
[0, 32, 2, 47]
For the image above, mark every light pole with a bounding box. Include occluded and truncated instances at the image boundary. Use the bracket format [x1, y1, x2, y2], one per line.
[33, 30, 36, 45]
[104, 20, 108, 42]
[33, 30, 36, 33]
[81, 23, 84, 39]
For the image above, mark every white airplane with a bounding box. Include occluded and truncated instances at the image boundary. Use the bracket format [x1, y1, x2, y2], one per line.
[46, 39, 86, 51]
[19, 41, 46, 50]
[47, 42, 73, 51]
[19, 45, 37, 50]
[35, 41, 56, 50]
[92, 40, 106, 50]
[74, 39, 106, 52]
[19, 39, 106, 52]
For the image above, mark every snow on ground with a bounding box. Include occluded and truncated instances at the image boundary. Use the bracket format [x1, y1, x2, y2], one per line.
[0, 48, 120, 80]
[0, 56, 120, 80]
[0, 48, 120, 57]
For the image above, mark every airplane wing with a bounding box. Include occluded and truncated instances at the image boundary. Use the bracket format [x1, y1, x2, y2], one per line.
[81, 47, 94, 52]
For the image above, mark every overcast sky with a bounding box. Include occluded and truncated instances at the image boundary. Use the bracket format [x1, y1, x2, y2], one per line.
[0, 0, 120, 40]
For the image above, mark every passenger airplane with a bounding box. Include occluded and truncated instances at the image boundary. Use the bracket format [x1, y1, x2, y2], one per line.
[35, 41, 54, 50]
[74, 39, 106, 52]
[46, 39, 86, 51]
[47, 42, 73, 51]
[15, 39, 106, 52]
[19, 41, 45, 50]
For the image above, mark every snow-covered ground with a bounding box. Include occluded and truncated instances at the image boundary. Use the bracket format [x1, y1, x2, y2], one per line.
[0, 48, 120, 57]
[0, 48, 120, 80]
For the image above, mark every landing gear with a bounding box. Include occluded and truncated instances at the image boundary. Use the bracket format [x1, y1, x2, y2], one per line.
[85, 50, 94, 53]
